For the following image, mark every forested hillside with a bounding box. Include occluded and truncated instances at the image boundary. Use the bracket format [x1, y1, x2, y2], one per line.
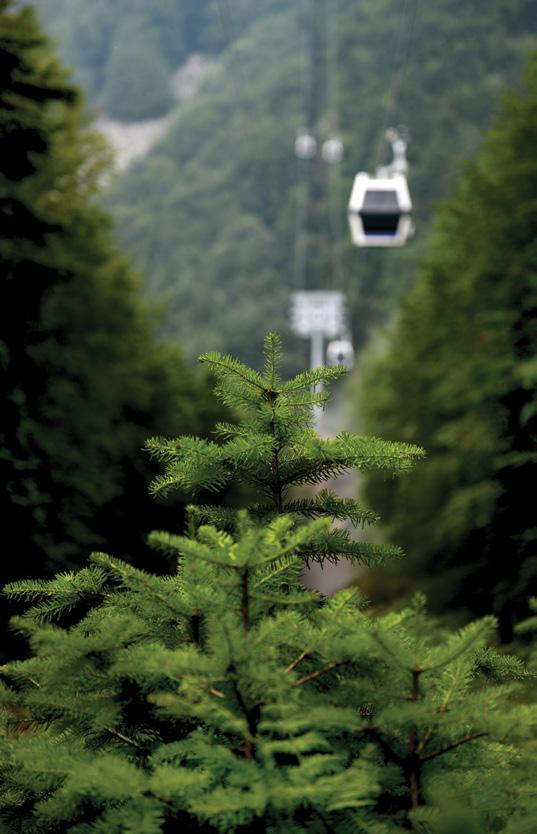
[33, 0, 290, 120]
[360, 52, 537, 641]
[34, 0, 537, 367]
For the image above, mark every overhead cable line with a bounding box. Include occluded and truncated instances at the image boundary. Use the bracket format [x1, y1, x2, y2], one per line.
[324, 0, 345, 294]
[292, 145, 312, 291]
[374, 0, 420, 169]
[293, 0, 345, 294]
[293, 0, 317, 291]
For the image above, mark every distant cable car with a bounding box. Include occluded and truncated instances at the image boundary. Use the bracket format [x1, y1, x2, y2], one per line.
[347, 127, 414, 248]
[295, 130, 317, 160]
[326, 338, 354, 370]
[321, 136, 344, 164]
[348, 172, 412, 247]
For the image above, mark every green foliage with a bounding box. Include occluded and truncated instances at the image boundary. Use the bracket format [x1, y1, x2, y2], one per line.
[1, 336, 534, 831]
[360, 51, 537, 641]
[0, 0, 227, 658]
[1, 530, 534, 831]
[146, 333, 424, 568]
[33, 0, 289, 118]
[34, 0, 193, 109]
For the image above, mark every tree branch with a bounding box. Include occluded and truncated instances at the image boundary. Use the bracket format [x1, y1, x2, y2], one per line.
[200, 356, 266, 391]
[417, 726, 434, 754]
[241, 568, 250, 632]
[420, 731, 488, 762]
[209, 687, 225, 699]
[408, 667, 422, 810]
[267, 391, 283, 513]
[229, 665, 257, 760]
[292, 661, 338, 687]
[104, 726, 146, 752]
[285, 650, 309, 673]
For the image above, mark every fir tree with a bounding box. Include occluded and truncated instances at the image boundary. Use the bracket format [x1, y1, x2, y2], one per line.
[1, 337, 535, 833]
[146, 333, 424, 568]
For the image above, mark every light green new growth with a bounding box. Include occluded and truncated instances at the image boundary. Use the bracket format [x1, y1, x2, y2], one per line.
[147, 333, 424, 567]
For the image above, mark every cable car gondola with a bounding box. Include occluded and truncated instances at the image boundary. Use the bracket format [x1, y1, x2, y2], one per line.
[326, 337, 354, 370]
[295, 130, 317, 160]
[321, 136, 344, 164]
[347, 128, 414, 248]
[348, 172, 412, 247]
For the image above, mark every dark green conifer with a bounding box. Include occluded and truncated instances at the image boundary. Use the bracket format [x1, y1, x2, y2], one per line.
[0, 0, 225, 659]
[1, 337, 534, 833]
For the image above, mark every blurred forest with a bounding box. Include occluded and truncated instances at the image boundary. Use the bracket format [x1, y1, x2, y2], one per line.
[361, 54, 537, 642]
[33, 0, 290, 121]
[2, 0, 536, 655]
[0, 1, 228, 658]
[35, 0, 537, 368]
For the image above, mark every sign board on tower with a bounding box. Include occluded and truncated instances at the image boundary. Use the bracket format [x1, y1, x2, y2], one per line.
[291, 291, 345, 338]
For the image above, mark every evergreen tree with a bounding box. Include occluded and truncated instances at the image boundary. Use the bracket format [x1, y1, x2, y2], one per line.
[360, 52, 537, 641]
[146, 333, 424, 565]
[0, 0, 224, 657]
[1, 337, 535, 833]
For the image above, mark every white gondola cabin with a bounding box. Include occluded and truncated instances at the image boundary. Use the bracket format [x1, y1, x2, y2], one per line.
[321, 136, 344, 164]
[294, 131, 317, 160]
[348, 172, 413, 247]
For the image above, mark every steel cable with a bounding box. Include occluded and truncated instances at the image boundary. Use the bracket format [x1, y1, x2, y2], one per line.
[373, 0, 420, 169]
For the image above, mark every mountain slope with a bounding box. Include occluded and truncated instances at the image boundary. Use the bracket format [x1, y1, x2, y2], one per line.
[35, 0, 537, 367]
[34, 0, 290, 119]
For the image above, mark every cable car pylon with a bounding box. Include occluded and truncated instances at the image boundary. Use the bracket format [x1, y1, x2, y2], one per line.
[348, 127, 414, 248]
[290, 0, 356, 429]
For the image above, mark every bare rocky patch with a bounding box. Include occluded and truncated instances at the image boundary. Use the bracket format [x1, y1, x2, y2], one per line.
[96, 53, 220, 172]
